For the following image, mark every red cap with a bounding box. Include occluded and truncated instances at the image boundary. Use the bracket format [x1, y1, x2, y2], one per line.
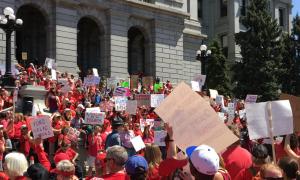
[158, 158, 188, 177]
[54, 152, 70, 164]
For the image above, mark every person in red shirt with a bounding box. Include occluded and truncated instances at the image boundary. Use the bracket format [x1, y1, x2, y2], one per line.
[133, 123, 143, 137]
[19, 125, 31, 157]
[142, 125, 154, 144]
[0, 126, 5, 171]
[87, 125, 103, 176]
[58, 127, 71, 147]
[54, 141, 78, 165]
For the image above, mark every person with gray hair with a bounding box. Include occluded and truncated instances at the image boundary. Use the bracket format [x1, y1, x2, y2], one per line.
[101, 145, 128, 179]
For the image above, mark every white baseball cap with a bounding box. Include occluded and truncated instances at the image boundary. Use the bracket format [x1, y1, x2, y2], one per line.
[186, 145, 219, 175]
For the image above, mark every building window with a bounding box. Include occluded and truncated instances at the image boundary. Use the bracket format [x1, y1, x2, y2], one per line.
[240, 0, 246, 16]
[140, 0, 154, 3]
[220, 35, 228, 58]
[198, 0, 203, 19]
[279, 8, 284, 27]
[220, 0, 227, 17]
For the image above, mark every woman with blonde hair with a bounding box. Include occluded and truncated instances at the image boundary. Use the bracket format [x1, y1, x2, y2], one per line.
[4, 152, 28, 180]
[55, 160, 78, 180]
[144, 144, 162, 180]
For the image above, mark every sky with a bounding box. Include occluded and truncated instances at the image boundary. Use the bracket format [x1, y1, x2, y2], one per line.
[293, 0, 300, 17]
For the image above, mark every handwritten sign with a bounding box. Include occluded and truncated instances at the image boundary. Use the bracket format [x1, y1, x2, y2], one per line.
[191, 81, 201, 92]
[135, 94, 151, 106]
[115, 96, 128, 111]
[151, 94, 165, 108]
[245, 94, 258, 103]
[85, 108, 105, 125]
[154, 131, 167, 146]
[215, 95, 224, 107]
[30, 115, 54, 139]
[245, 100, 293, 140]
[131, 135, 146, 152]
[84, 76, 100, 86]
[126, 100, 137, 115]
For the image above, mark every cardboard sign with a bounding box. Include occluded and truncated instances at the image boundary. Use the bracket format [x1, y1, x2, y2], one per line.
[130, 135, 146, 152]
[142, 76, 154, 87]
[114, 87, 130, 97]
[135, 94, 151, 106]
[99, 101, 114, 112]
[51, 69, 57, 80]
[280, 94, 300, 132]
[126, 100, 137, 115]
[30, 115, 54, 139]
[92, 68, 99, 77]
[215, 95, 224, 107]
[155, 82, 238, 152]
[85, 108, 105, 125]
[193, 74, 206, 86]
[209, 89, 219, 99]
[84, 76, 100, 86]
[154, 130, 167, 146]
[130, 75, 139, 89]
[191, 81, 201, 92]
[151, 94, 165, 108]
[67, 127, 80, 142]
[115, 96, 128, 111]
[45, 58, 55, 69]
[245, 100, 293, 140]
[245, 94, 258, 103]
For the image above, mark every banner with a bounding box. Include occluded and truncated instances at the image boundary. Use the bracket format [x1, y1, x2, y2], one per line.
[154, 82, 238, 152]
[151, 94, 165, 107]
[209, 89, 219, 99]
[154, 130, 167, 146]
[126, 100, 137, 115]
[245, 100, 293, 140]
[191, 81, 201, 92]
[115, 96, 128, 111]
[84, 76, 100, 86]
[245, 94, 258, 103]
[30, 115, 54, 139]
[85, 108, 105, 125]
[114, 87, 130, 97]
[135, 94, 151, 106]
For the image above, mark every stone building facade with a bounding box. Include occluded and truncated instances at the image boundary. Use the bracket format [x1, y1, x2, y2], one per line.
[0, 0, 293, 83]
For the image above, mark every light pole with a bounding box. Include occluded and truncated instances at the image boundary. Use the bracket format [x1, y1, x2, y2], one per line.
[0, 7, 23, 87]
[196, 41, 211, 92]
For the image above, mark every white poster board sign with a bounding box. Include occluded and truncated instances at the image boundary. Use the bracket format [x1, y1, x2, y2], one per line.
[215, 95, 224, 107]
[245, 94, 258, 103]
[193, 74, 206, 86]
[84, 76, 100, 86]
[154, 130, 167, 146]
[151, 94, 165, 108]
[115, 96, 128, 111]
[245, 100, 293, 140]
[209, 89, 219, 99]
[228, 103, 235, 121]
[126, 100, 137, 115]
[130, 135, 146, 152]
[30, 115, 54, 139]
[85, 108, 105, 125]
[51, 69, 56, 80]
[45, 58, 55, 69]
[191, 81, 201, 92]
[92, 68, 99, 77]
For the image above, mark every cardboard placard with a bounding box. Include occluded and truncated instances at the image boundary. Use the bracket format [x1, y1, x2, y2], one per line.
[154, 130, 167, 146]
[245, 94, 258, 103]
[130, 135, 146, 152]
[84, 76, 100, 86]
[280, 94, 300, 132]
[85, 108, 105, 125]
[126, 100, 137, 115]
[142, 76, 154, 87]
[209, 89, 219, 99]
[135, 94, 151, 106]
[115, 96, 128, 111]
[155, 82, 238, 152]
[30, 115, 54, 139]
[245, 100, 293, 140]
[191, 81, 201, 92]
[151, 94, 165, 108]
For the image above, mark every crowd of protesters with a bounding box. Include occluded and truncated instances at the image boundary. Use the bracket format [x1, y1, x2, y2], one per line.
[0, 62, 298, 180]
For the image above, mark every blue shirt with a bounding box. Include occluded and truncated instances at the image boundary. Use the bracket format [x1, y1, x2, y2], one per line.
[105, 130, 121, 149]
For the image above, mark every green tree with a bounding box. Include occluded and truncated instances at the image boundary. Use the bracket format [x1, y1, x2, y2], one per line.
[233, 0, 284, 101]
[207, 40, 231, 96]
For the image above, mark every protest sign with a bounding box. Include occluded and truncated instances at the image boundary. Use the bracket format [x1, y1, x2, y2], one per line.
[58, 79, 72, 94]
[99, 101, 114, 112]
[140, 119, 155, 132]
[193, 74, 206, 86]
[191, 81, 201, 92]
[130, 75, 139, 89]
[142, 76, 154, 88]
[51, 69, 56, 80]
[126, 100, 137, 115]
[135, 94, 151, 106]
[218, 112, 226, 122]
[245, 94, 258, 103]
[154, 131, 167, 146]
[130, 136, 146, 152]
[239, 109, 246, 119]
[209, 89, 218, 99]
[84, 76, 100, 86]
[227, 103, 235, 121]
[85, 108, 105, 125]
[215, 95, 224, 107]
[280, 94, 300, 131]
[45, 58, 55, 69]
[0, 64, 19, 75]
[92, 68, 99, 77]
[151, 94, 165, 108]
[67, 127, 80, 142]
[155, 82, 238, 152]
[30, 115, 54, 139]
[245, 100, 293, 140]
[114, 87, 130, 97]
[115, 96, 128, 111]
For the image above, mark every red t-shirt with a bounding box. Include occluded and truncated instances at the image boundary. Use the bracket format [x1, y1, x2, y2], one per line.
[101, 172, 129, 180]
[233, 167, 260, 180]
[222, 145, 252, 179]
[147, 164, 160, 180]
[88, 133, 103, 157]
[58, 134, 71, 146]
[20, 135, 31, 157]
[34, 145, 51, 171]
[0, 140, 4, 161]
[13, 121, 25, 139]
